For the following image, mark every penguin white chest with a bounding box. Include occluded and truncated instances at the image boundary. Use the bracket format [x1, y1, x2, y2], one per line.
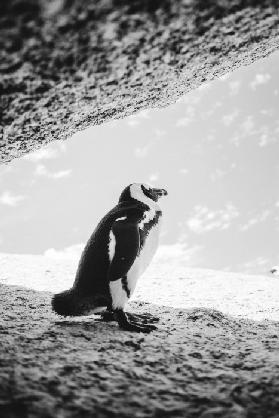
[126, 216, 161, 295]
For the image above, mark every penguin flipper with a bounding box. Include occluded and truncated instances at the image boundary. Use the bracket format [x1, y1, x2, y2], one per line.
[108, 219, 139, 315]
[108, 219, 139, 282]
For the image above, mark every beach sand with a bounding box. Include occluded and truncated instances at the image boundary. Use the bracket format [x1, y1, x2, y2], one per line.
[1, 253, 279, 417]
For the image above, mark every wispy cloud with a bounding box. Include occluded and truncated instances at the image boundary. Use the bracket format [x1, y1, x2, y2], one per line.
[240, 210, 270, 231]
[34, 164, 71, 179]
[154, 128, 166, 137]
[175, 105, 195, 127]
[148, 173, 159, 183]
[177, 94, 201, 105]
[0, 191, 26, 207]
[250, 73, 271, 90]
[24, 146, 58, 161]
[126, 118, 140, 127]
[179, 168, 189, 175]
[238, 256, 271, 274]
[134, 144, 151, 158]
[240, 115, 255, 136]
[257, 126, 277, 147]
[210, 168, 226, 182]
[126, 109, 151, 126]
[51, 169, 72, 179]
[175, 117, 192, 127]
[44, 243, 84, 260]
[229, 80, 241, 95]
[151, 242, 202, 272]
[187, 204, 239, 234]
[222, 110, 239, 126]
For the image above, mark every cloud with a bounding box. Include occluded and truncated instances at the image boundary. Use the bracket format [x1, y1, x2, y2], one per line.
[175, 117, 192, 127]
[0, 191, 26, 207]
[126, 108, 151, 126]
[206, 133, 216, 142]
[250, 73, 271, 90]
[198, 82, 211, 91]
[134, 144, 151, 158]
[175, 105, 195, 127]
[257, 126, 277, 147]
[239, 256, 271, 274]
[201, 101, 222, 119]
[179, 168, 189, 175]
[137, 109, 151, 119]
[126, 117, 140, 127]
[240, 115, 255, 136]
[34, 164, 71, 179]
[57, 142, 67, 152]
[258, 133, 269, 147]
[144, 242, 202, 277]
[148, 173, 159, 183]
[35, 165, 48, 176]
[222, 110, 238, 126]
[229, 80, 241, 95]
[240, 210, 270, 231]
[154, 128, 166, 137]
[51, 169, 72, 179]
[230, 116, 273, 147]
[177, 94, 201, 105]
[187, 203, 239, 234]
[219, 73, 231, 81]
[24, 146, 58, 161]
[44, 243, 84, 260]
[210, 168, 226, 182]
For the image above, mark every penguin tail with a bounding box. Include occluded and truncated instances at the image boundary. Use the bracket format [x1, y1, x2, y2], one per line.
[51, 289, 78, 316]
[51, 289, 107, 317]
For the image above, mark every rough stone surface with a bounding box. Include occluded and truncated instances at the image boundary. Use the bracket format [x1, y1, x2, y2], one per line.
[1, 0, 279, 164]
[1, 283, 279, 418]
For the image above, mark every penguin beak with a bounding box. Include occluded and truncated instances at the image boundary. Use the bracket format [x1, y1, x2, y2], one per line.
[152, 188, 168, 198]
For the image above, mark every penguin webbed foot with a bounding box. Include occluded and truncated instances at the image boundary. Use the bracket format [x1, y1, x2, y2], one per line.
[96, 310, 115, 322]
[97, 309, 159, 326]
[114, 310, 157, 333]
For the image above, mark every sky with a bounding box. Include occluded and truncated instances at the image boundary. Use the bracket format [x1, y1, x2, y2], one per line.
[0, 51, 279, 275]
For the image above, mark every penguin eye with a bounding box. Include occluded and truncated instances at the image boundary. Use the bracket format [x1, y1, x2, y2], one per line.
[141, 185, 154, 199]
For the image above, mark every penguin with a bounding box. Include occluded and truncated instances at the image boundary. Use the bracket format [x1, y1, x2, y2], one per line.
[52, 183, 167, 332]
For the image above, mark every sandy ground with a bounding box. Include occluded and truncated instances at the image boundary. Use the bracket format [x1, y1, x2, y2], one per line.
[1, 253, 279, 417]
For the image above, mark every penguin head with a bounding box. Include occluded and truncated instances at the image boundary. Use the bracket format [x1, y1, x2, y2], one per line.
[119, 183, 168, 203]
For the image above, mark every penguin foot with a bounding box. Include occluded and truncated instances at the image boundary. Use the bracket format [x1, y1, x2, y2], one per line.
[96, 310, 115, 322]
[119, 320, 157, 333]
[114, 310, 157, 333]
[96, 310, 159, 327]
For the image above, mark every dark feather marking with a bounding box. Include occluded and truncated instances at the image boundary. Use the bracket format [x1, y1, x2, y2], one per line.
[139, 210, 162, 249]
[121, 276, 130, 297]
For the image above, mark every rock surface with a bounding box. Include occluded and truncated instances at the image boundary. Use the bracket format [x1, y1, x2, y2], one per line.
[1, 283, 279, 418]
[1, 0, 279, 163]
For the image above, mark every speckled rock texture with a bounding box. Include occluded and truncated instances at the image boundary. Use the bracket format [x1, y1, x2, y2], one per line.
[1, 0, 279, 163]
[1, 283, 279, 418]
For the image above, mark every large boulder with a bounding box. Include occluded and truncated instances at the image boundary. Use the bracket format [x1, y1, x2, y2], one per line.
[1, 0, 279, 164]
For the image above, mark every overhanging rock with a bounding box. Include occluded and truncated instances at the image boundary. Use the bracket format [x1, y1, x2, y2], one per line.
[1, 0, 279, 164]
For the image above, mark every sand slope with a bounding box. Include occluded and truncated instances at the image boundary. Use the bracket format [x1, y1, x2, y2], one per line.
[1, 254, 279, 417]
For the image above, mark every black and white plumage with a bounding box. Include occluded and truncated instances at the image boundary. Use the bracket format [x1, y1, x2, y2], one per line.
[51, 183, 167, 332]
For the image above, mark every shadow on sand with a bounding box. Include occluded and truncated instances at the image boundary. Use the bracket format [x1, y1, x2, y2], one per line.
[1, 283, 279, 418]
